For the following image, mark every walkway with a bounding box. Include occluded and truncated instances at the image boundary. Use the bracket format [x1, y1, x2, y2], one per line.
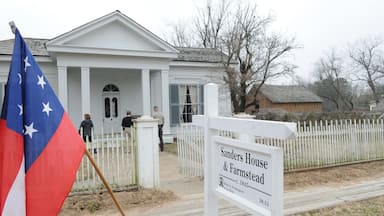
[130, 152, 384, 216]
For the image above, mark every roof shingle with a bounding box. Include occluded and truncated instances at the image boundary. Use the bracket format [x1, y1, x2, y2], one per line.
[0, 38, 49, 56]
[259, 85, 323, 103]
[175, 47, 226, 63]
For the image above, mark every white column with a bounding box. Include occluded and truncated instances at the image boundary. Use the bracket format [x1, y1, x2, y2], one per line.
[57, 66, 68, 111]
[161, 69, 171, 135]
[81, 67, 91, 115]
[141, 69, 151, 116]
[135, 117, 160, 188]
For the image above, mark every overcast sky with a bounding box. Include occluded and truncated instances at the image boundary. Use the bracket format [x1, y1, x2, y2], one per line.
[1, 0, 383, 83]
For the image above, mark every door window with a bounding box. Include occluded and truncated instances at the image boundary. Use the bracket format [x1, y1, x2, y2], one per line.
[102, 84, 120, 133]
[104, 97, 111, 118]
[103, 84, 120, 119]
[112, 97, 118, 117]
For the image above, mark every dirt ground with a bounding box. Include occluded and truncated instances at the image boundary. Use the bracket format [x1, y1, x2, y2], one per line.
[60, 189, 177, 215]
[60, 160, 384, 215]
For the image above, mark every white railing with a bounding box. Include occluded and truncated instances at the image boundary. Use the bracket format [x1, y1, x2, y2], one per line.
[176, 124, 204, 177]
[177, 119, 384, 176]
[72, 127, 137, 193]
[176, 124, 234, 177]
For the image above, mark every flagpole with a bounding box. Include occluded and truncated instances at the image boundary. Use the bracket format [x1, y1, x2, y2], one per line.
[84, 149, 126, 215]
[9, 21, 16, 34]
[8, 21, 125, 216]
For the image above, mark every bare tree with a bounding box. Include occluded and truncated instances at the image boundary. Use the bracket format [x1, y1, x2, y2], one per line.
[349, 38, 384, 103]
[245, 34, 297, 110]
[166, 0, 229, 48]
[167, 20, 195, 47]
[196, 1, 297, 113]
[168, 0, 297, 113]
[313, 50, 354, 110]
[194, 0, 230, 48]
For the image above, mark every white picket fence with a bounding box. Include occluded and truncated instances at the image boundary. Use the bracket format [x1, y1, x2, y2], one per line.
[177, 119, 384, 176]
[72, 127, 137, 193]
[176, 124, 205, 177]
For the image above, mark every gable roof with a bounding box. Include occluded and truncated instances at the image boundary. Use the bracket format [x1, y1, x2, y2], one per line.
[46, 10, 178, 58]
[258, 85, 323, 103]
[0, 11, 231, 64]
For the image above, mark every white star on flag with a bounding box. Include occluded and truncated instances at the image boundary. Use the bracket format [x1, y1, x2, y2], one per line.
[24, 122, 38, 139]
[42, 102, 53, 116]
[17, 73, 22, 84]
[18, 104, 23, 116]
[37, 75, 46, 89]
[24, 56, 31, 72]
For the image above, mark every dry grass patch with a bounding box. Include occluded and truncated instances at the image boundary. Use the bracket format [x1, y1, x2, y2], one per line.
[284, 160, 384, 191]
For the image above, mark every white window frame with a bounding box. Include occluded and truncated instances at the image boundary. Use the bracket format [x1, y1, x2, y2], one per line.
[169, 83, 204, 127]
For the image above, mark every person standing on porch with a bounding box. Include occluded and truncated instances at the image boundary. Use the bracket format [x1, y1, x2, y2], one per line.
[121, 110, 133, 138]
[152, 106, 164, 152]
[79, 113, 94, 143]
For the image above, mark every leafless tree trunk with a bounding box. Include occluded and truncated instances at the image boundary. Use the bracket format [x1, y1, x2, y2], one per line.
[314, 50, 354, 110]
[349, 38, 384, 103]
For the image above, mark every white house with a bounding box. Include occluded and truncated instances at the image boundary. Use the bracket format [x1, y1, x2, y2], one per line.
[0, 10, 231, 139]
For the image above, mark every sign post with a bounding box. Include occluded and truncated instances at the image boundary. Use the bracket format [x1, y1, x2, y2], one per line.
[193, 83, 296, 216]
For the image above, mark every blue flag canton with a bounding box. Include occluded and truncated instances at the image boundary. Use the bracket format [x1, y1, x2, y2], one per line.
[1, 30, 65, 171]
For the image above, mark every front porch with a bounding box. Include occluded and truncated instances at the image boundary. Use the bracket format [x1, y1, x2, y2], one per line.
[60, 66, 171, 137]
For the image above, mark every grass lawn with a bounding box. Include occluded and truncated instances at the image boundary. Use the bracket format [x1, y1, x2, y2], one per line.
[294, 196, 384, 215]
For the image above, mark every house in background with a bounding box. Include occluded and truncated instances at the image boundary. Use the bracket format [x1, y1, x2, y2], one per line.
[0, 10, 232, 139]
[246, 85, 323, 113]
[369, 97, 384, 112]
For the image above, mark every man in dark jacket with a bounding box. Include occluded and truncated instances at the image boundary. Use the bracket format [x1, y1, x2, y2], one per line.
[121, 111, 133, 138]
[79, 113, 94, 143]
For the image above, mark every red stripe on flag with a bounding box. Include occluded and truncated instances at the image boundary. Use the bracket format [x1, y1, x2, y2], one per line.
[0, 119, 24, 213]
[26, 113, 85, 216]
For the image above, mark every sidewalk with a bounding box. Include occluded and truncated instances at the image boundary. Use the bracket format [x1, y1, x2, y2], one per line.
[131, 152, 384, 216]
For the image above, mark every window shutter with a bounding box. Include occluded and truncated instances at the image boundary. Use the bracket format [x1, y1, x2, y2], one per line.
[199, 84, 204, 114]
[169, 84, 179, 126]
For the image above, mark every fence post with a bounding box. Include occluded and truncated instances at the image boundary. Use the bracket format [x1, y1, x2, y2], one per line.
[204, 83, 219, 216]
[135, 116, 160, 188]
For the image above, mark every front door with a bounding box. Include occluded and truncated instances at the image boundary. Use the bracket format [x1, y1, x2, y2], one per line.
[102, 84, 120, 133]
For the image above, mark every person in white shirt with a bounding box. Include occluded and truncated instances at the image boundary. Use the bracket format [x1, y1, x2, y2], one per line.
[152, 106, 164, 152]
